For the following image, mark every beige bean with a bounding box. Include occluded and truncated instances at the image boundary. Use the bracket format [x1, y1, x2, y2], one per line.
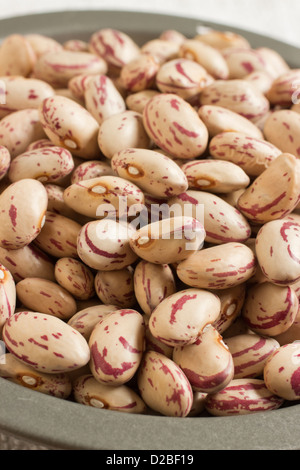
[198, 105, 264, 139]
[140, 39, 179, 64]
[16, 277, 77, 320]
[0, 146, 10, 181]
[173, 325, 234, 393]
[0, 353, 72, 399]
[39, 95, 100, 159]
[84, 75, 126, 126]
[205, 378, 284, 416]
[0, 244, 55, 283]
[111, 148, 188, 198]
[168, 190, 251, 245]
[0, 264, 16, 334]
[155, 58, 210, 101]
[209, 131, 282, 177]
[2, 310, 90, 373]
[143, 315, 174, 359]
[263, 109, 300, 157]
[73, 373, 146, 413]
[266, 69, 300, 106]
[255, 218, 300, 286]
[125, 90, 160, 114]
[194, 30, 251, 50]
[94, 267, 136, 308]
[222, 47, 271, 79]
[34, 211, 81, 259]
[200, 79, 270, 123]
[137, 350, 193, 417]
[77, 219, 138, 271]
[143, 93, 209, 159]
[8, 146, 74, 184]
[148, 288, 221, 347]
[0, 108, 46, 159]
[44, 184, 90, 224]
[33, 50, 108, 88]
[0, 34, 36, 76]
[180, 159, 250, 193]
[120, 54, 159, 92]
[188, 391, 207, 417]
[98, 111, 151, 159]
[212, 284, 246, 334]
[242, 282, 299, 336]
[70, 160, 114, 184]
[89, 28, 140, 73]
[177, 242, 257, 290]
[264, 342, 300, 401]
[159, 30, 187, 44]
[244, 70, 273, 95]
[25, 34, 63, 58]
[0, 179, 48, 250]
[67, 304, 118, 341]
[63, 175, 144, 219]
[179, 39, 229, 79]
[67, 74, 94, 99]
[63, 39, 89, 52]
[133, 260, 176, 316]
[26, 138, 56, 151]
[129, 216, 205, 265]
[89, 308, 145, 385]
[220, 188, 246, 208]
[54, 257, 95, 300]
[225, 333, 280, 378]
[256, 47, 290, 79]
[237, 153, 300, 224]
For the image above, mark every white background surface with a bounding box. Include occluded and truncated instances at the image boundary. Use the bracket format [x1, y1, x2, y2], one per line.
[0, 0, 299, 47]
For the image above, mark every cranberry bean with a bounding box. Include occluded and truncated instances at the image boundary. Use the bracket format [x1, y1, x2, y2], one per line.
[94, 267, 136, 308]
[67, 304, 118, 341]
[54, 257, 95, 300]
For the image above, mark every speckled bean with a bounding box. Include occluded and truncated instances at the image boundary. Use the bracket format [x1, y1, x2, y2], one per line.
[148, 288, 221, 347]
[173, 324, 234, 393]
[140, 39, 180, 64]
[89, 308, 145, 385]
[44, 184, 90, 224]
[263, 109, 300, 157]
[111, 148, 188, 198]
[198, 104, 264, 139]
[54, 257, 95, 300]
[73, 373, 146, 413]
[205, 378, 284, 416]
[98, 110, 151, 159]
[63, 39, 89, 52]
[179, 39, 229, 79]
[241, 282, 299, 336]
[195, 30, 251, 50]
[34, 211, 81, 259]
[0, 34, 36, 77]
[3, 310, 90, 373]
[237, 153, 300, 224]
[0, 146, 10, 181]
[67, 304, 118, 341]
[0, 264, 16, 334]
[129, 216, 205, 265]
[39, 95, 100, 159]
[94, 267, 136, 308]
[222, 47, 271, 79]
[264, 342, 300, 401]
[77, 219, 138, 271]
[133, 260, 176, 316]
[25, 34, 63, 58]
[209, 131, 282, 177]
[137, 350, 193, 417]
[177, 242, 257, 290]
[266, 69, 300, 106]
[120, 54, 159, 92]
[200, 79, 270, 122]
[125, 89, 160, 114]
[244, 70, 273, 94]
[225, 333, 280, 379]
[70, 160, 114, 184]
[142, 92, 209, 159]
[212, 284, 246, 334]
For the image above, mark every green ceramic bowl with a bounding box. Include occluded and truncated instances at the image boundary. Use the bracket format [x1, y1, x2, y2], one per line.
[0, 9, 299, 451]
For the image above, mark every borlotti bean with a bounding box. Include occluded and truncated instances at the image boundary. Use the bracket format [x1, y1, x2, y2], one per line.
[224, 333, 280, 379]
[133, 260, 176, 316]
[129, 216, 205, 265]
[143, 93, 209, 159]
[0, 25, 300, 421]
[209, 131, 282, 177]
[16, 277, 77, 320]
[89, 309, 145, 385]
[0, 353, 72, 399]
[111, 148, 188, 198]
[3, 311, 90, 373]
[137, 350, 193, 417]
[148, 288, 221, 347]
[173, 325, 234, 393]
[73, 374, 146, 413]
[205, 378, 284, 416]
[263, 342, 300, 401]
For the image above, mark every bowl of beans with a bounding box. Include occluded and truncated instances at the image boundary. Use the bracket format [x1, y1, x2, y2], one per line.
[0, 9, 299, 451]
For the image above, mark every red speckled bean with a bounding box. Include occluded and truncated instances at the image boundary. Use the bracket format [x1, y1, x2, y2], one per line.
[0, 34, 36, 77]
[67, 304, 118, 341]
[266, 69, 300, 106]
[70, 160, 114, 184]
[0, 264, 16, 334]
[179, 39, 229, 79]
[54, 257, 95, 300]
[89, 308, 145, 385]
[212, 284, 246, 334]
[2, 310, 90, 373]
[137, 350, 193, 417]
[263, 109, 300, 157]
[0, 146, 10, 181]
[195, 30, 251, 50]
[125, 89, 160, 114]
[94, 267, 136, 308]
[205, 378, 284, 416]
[120, 54, 159, 92]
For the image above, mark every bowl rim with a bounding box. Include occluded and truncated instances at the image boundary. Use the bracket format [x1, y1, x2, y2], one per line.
[0, 8, 299, 451]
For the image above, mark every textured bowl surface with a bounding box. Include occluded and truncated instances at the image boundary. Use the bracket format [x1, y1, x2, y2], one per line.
[0, 9, 299, 451]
